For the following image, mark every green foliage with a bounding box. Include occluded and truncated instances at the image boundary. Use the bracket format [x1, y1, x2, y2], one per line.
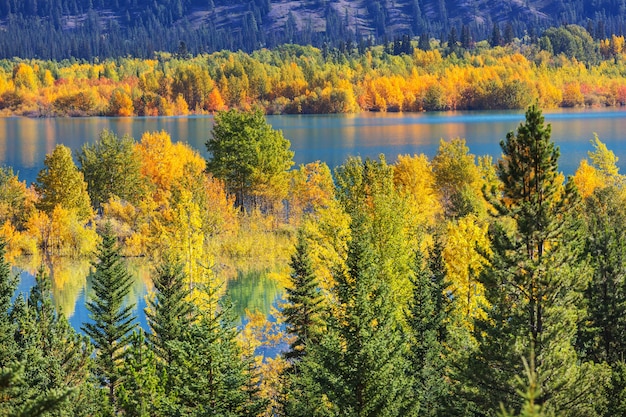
[499, 351, 546, 417]
[406, 244, 450, 416]
[145, 256, 196, 370]
[577, 186, 626, 364]
[283, 229, 325, 362]
[541, 25, 598, 62]
[165, 287, 265, 416]
[0, 240, 17, 367]
[432, 138, 484, 218]
[0, 166, 34, 228]
[303, 206, 415, 417]
[117, 330, 166, 417]
[35, 144, 92, 220]
[77, 129, 147, 209]
[82, 223, 137, 409]
[471, 105, 609, 416]
[207, 108, 294, 210]
[334, 155, 413, 320]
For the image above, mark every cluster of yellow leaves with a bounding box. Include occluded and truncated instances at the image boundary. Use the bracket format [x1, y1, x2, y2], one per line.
[443, 215, 492, 331]
[574, 135, 624, 198]
[3, 39, 626, 116]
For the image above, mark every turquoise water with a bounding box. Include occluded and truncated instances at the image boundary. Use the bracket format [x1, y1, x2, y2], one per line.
[6, 108, 626, 332]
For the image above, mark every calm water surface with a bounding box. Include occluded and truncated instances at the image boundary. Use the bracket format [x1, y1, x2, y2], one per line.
[6, 109, 626, 332]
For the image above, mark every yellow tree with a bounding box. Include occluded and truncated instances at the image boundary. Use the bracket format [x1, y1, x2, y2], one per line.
[432, 138, 484, 218]
[35, 144, 92, 221]
[393, 153, 443, 235]
[443, 215, 491, 332]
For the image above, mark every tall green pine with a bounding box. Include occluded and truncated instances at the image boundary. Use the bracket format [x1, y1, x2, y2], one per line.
[308, 211, 415, 417]
[0, 239, 17, 368]
[283, 230, 324, 362]
[165, 283, 264, 416]
[281, 230, 327, 417]
[469, 105, 609, 416]
[117, 330, 165, 417]
[145, 256, 195, 375]
[82, 223, 136, 409]
[406, 242, 449, 416]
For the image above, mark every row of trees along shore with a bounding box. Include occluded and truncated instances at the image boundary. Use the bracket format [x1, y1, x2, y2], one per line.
[4, 25, 626, 116]
[2, 106, 626, 416]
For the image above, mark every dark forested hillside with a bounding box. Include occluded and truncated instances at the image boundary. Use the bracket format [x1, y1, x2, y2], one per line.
[0, 0, 625, 59]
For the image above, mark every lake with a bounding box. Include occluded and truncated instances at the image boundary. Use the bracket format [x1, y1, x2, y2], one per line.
[6, 108, 626, 333]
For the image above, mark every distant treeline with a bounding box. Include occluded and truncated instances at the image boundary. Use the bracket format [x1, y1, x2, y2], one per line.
[1, 26, 626, 116]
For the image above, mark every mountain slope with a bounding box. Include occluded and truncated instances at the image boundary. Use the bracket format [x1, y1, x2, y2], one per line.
[0, 0, 623, 59]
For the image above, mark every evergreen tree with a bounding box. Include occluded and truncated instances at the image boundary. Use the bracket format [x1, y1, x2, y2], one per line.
[418, 32, 430, 50]
[22, 268, 102, 415]
[283, 230, 325, 362]
[460, 24, 472, 49]
[117, 330, 165, 417]
[0, 239, 17, 368]
[281, 230, 327, 417]
[82, 223, 136, 410]
[145, 256, 195, 373]
[504, 23, 515, 44]
[490, 23, 502, 47]
[578, 186, 626, 364]
[469, 105, 609, 416]
[406, 243, 449, 416]
[306, 211, 415, 417]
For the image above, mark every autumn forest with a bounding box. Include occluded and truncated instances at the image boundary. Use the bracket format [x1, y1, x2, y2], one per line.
[3, 24, 626, 118]
[2, 17, 626, 417]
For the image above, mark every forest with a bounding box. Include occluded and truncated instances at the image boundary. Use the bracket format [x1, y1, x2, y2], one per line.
[2, 24, 626, 117]
[0, 105, 625, 416]
[1, 0, 626, 59]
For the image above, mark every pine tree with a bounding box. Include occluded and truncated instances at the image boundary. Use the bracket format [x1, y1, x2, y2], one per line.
[82, 223, 136, 409]
[117, 330, 165, 417]
[4, 266, 103, 416]
[145, 256, 195, 372]
[470, 105, 610, 416]
[578, 186, 626, 364]
[0, 239, 17, 368]
[283, 230, 325, 362]
[490, 23, 502, 47]
[165, 283, 264, 416]
[308, 211, 415, 417]
[281, 230, 327, 417]
[406, 243, 449, 416]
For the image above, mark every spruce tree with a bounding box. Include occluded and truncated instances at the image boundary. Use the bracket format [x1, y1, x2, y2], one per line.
[165, 283, 264, 416]
[578, 186, 626, 364]
[117, 330, 165, 417]
[82, 223, 136, 409]
[281, 230, 326, 417]
[470, 105, 609, 416]
[145, 256, 195, 371]
[308, 211, 415, 417]
[0, 239, 17, 368]
[406, 243, 449, 416]
[283, 230, 324, 362]
[3, 267, 103, 416]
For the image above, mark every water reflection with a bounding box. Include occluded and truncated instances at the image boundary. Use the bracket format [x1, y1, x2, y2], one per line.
[227, 269, 284, 321]
[12, 256, 285, 332]
[0, 110, 625, 186]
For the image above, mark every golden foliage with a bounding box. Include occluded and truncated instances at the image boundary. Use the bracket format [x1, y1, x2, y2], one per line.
[443, 215, 492, 330]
